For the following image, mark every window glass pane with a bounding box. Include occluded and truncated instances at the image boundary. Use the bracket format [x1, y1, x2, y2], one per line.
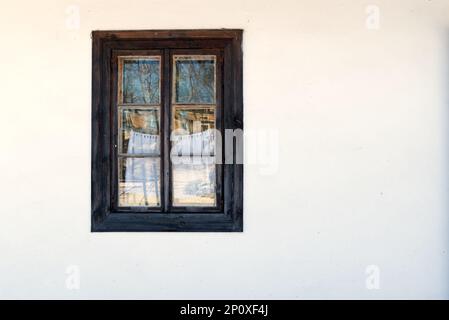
[119, 157, 160, 207]
[173, 55, 216, 104]
[172, 156, 216, 207]
[120, 108, 160, 154]
[172, 107, 215, 156]
[121, 57, 160, 104]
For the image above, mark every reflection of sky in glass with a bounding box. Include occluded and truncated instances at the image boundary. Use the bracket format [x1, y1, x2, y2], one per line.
[175, 59, 215, 104]
[123, 60, 160, 104]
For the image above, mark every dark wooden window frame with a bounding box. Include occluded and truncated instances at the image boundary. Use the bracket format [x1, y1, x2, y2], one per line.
[91, 29, 243, 232]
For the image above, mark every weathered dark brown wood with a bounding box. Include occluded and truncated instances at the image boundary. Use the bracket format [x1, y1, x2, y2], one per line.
[91, 29, 243, 232]
[92, 29, 242, 40]
[91, 32, 103, 227]
[232, 32, 244, 230]
[162, 49, 170, 212]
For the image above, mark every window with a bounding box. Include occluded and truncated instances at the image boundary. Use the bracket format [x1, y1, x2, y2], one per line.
[91, 30, 243, 231]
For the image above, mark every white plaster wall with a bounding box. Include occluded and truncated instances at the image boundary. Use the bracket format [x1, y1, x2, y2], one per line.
[0, 0, 449, 299]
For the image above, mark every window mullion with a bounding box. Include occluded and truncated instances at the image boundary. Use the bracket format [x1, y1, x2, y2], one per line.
[162, 49, 171, 212]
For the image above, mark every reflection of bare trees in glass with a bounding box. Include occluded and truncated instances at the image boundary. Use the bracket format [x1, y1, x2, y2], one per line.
[139, 62, 159, 103]
[176, 60, 215, 104]
[123, 60, 160, 104]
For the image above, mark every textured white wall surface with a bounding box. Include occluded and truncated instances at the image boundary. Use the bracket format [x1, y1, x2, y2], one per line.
[1, 0, 449, 299]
